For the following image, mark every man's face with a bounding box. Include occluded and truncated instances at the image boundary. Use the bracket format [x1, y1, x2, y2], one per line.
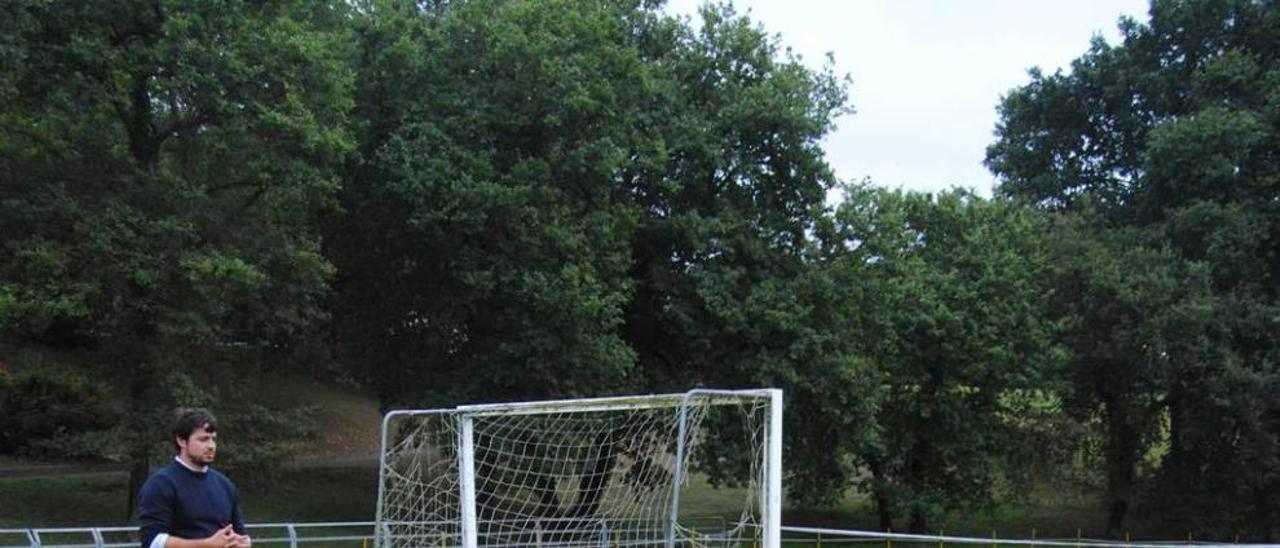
[178, 425, 217, 466]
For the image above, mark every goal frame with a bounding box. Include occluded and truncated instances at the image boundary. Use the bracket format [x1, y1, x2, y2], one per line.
[373, 388, 783, 548]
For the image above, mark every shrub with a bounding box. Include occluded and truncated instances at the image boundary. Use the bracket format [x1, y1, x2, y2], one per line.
[0, 368, 119, 458]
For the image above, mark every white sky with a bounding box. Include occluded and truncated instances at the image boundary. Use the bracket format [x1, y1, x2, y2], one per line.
[661, 0, 1150, 197]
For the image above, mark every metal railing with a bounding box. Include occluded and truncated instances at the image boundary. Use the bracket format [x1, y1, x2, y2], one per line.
[771, 527, 1280, 548]
[0, 517, 729, 548]
[5, 523, 1279, 548]
[0, 522, 375, 548]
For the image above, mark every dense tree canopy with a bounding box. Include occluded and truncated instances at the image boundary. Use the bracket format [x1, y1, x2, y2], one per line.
[330, 0, 849, 407]
[333, 0, 647, 406]
[0, 0, 354, 515]
[988, 0, 1280, 538]
[820, 186, 1063, 531]
[1, 0, 1277, 539]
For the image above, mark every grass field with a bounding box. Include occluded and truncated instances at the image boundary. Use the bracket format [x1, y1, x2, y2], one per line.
[1, 461, 1119, 540]
[0, 465, 379, 528]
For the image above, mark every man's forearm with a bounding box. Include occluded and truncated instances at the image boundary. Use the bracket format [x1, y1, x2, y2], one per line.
[159, 531, 249, 548]
[164, 535, 210, 548]
[162, 534, 226, 548]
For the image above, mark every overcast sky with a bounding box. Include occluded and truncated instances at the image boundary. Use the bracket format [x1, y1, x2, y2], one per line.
[661, 0, 1151, 196]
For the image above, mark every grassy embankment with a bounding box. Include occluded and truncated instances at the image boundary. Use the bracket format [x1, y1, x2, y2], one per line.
[0, 374, 382, 528]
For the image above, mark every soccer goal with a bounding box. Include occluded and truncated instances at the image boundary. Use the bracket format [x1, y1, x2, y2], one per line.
[374, 389, 782, 548]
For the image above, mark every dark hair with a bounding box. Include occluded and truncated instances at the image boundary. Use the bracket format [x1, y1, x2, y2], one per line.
[171, 408, 217, 453]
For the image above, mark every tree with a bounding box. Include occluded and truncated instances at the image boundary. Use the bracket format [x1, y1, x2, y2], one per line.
[824, 186, 1062, 532]
[332, 0, 851, 408]
[333, 0, 649, 407]
[331, 0, 868, 511]
[617, 3, 849, 394]
[614, 7, 864, 504]
[0, 0, 353, 516]
[1043, 216, 1183, 536]
[987, 0, 1280, 537]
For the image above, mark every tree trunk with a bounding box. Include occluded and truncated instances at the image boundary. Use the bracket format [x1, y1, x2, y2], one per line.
[907, 437, 929, 533]
[909, 508, 928, 535]
[867, 459, 895, 532]
[122, 352, 158, 521]
[535, 475, 560, 518]
[1160, 378, 1188, 528]
[568, 429, 617, 518]
[126, 73, 160, 174]
[876, 499, 894, 533]
[125, 444, 152, 521]
[1102, 396, 1138, 538]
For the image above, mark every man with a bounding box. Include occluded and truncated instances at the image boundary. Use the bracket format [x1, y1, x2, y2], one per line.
[138, 409, 252, 548]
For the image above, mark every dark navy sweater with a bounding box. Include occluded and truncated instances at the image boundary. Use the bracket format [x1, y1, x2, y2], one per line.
[137, 460, 245, 548]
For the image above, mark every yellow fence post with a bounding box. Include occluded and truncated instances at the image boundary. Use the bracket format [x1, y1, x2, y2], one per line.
[939, 529, 944, 548]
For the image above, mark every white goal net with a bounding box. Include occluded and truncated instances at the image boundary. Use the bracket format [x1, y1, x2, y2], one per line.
[374, 389, 782, 548]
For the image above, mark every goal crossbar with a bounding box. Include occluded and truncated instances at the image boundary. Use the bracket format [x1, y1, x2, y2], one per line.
[453, 389, 777, 416]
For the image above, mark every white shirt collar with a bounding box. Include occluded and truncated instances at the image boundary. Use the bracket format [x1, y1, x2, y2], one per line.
[174, 455, 209, 473]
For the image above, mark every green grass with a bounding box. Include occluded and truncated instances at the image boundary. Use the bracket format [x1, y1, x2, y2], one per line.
[0, 472, 129, 528]
[241, 465, 379, 523]
[0, 465, 379, 528]
[0, 442, 1114, 537]
[1, 461, 1146, 543]
[783, 483, 1111, 540]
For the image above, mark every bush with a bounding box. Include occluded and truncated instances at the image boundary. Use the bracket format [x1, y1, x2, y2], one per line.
[0, 368, 119, 458]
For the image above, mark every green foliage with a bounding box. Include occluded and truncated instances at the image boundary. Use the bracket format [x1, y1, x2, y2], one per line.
[0, 368, 119, 459]
[332, 0, 849, 408]
[5, 0, 1277, 538]
[1151, 293, 1280, 539]
[621, 2, 849, 393]
[332, 2, 872, 522]
[0, 0, 355, 516]
[822, 186, 1064, 531]
[1040, 217, 1186, 535]
[988, 0, 1280, 537]
[335, 0, 651, 405]
[0, 0, 353, 347]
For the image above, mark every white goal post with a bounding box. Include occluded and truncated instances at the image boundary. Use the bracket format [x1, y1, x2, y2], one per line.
[374, 388, 782, 548]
